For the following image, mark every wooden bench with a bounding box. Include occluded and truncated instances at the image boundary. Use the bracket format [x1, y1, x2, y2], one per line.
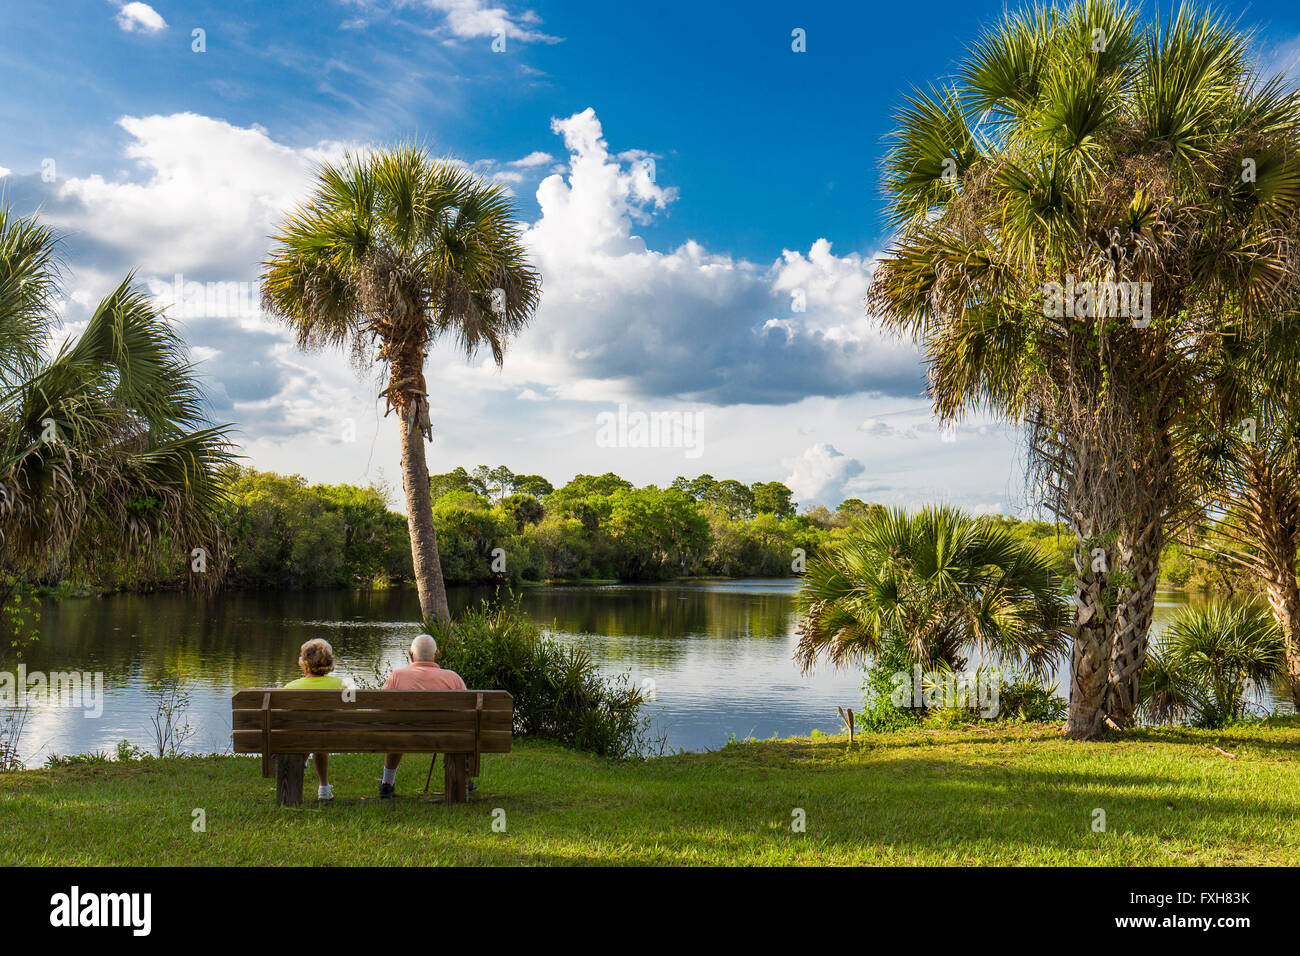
[231, 689, 513, 805]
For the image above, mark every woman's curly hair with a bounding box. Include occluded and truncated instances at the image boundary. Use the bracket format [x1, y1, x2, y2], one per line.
[298, 638, 336, 676]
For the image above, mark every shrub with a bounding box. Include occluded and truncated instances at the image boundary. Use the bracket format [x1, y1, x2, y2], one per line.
[1140, 601, 1284, 728]
[993, 671, 1069, 722]
[429, 601, 656, 758]
[857, 641, 923, 733]
[861, 641, 1067, 731]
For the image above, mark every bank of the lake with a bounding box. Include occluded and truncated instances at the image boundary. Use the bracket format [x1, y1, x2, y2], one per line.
[3, 720, 1298, 865]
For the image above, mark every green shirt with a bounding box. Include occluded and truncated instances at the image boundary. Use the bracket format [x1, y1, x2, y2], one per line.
[284, 675, 346, 690]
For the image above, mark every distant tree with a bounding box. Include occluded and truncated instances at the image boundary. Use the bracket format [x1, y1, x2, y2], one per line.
[546, 473, 633, 531]
[801, 505, 836, 530]
[562, 473, 635, 498]
[501, 493, 545, 530]
[512, 474, 554, 499]
[752, 481, 796, 517]
[837, 498, 884, 526]
[471, 464, 516, 502]
[686, 474, 718, 502]
[607, 487, 710, 578]
[430, 467, 486, 501]
[705, 479, 755, 519]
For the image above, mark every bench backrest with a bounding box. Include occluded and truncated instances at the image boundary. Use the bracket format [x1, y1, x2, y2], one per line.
[231, 689, 513, 760]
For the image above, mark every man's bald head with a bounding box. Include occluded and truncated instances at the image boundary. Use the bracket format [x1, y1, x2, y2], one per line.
[410, 634, 439, 662]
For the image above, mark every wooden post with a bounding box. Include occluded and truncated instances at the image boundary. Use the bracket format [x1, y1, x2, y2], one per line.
[275, 754, 305, 806]
[444, 752, 468, 805]
[260, 693, 273, 778]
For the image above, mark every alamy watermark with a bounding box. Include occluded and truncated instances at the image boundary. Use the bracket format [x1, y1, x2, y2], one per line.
[595, 404, 704, 459]
[151, 273, 259, 319]
[1043, 275, 1152, 327]
[0, 666, 105, 718]
[889, 665, 1000, 718]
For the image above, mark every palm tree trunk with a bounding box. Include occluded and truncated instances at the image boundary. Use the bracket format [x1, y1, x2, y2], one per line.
[1106, 510, 1164, 726]
[1067, 540, 1114, 740]
[1240, 452, 1300, 707]
[390, 355, 450, 623]
[1264, 572, 1300, 708]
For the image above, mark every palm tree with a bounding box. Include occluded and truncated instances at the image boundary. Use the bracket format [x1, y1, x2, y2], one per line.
[261, 148, 541, 621]
[795, 506, 1069, 678]
[1199, 319, 1300, 705]
[1139, 601, 1283, 726]
[868, 0, 1300, 737]
[0, 206, 235, 632]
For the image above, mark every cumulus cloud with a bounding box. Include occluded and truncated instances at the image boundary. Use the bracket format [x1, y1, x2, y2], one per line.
[115, 2, 167, 34]
[782, 443, 867, 507]
[516, 108, 923, 405]
[41, 114, 347, 278]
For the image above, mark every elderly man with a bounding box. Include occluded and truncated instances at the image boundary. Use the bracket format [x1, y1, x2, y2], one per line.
[379, 633, 467, 798]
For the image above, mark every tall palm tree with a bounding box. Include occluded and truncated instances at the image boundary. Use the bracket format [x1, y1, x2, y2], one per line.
[796, 506, 1069, 678]
[0, 206, 235, 621]
[261, 148, 541, 621]
[868, 0, 1300, 737]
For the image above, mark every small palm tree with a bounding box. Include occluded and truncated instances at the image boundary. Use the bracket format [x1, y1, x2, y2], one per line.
[1, 207, 235, 633]
[261, 147, 541, 621]
[1139, 602, 1284, 727]
[795, 505, 1069, 679]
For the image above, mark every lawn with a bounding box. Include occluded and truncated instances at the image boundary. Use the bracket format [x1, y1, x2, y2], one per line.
[2, 720, 1298, 865]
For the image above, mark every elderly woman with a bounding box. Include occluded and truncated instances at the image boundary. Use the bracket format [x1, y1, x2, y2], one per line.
[285, 638, 345, 801]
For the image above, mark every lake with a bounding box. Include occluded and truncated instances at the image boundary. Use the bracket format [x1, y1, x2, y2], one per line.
[3, 581, 1291, 762]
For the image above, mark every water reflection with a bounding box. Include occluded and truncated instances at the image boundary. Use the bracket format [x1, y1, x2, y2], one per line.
[5, 582, 1291, 763]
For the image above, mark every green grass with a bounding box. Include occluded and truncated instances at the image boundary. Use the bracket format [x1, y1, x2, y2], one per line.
[2, 720, 1299, 865]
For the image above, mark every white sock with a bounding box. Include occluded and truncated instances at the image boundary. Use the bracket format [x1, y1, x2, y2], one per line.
[318, 783, 333, 799]
[381, 767, 397, 785]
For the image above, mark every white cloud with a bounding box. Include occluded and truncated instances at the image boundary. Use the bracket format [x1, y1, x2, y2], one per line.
[783, 443, 867, 507]
[509, 151, 553, 167]
[859, 418, 920, 440]
[115, 2, 167, 34]
[415, 0, 560, 43]
[0, 166, 10, 178]
[516, 107, 922, 405]
[50, 113, 351, 277]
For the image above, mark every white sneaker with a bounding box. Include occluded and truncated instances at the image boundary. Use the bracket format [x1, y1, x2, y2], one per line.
[318, 784, 334, 801]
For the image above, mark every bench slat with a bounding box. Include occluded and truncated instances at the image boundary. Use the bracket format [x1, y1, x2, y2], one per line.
[232, 729, 512, 754]
[232, 708, 513, 733]
[231, 689, 512, 711]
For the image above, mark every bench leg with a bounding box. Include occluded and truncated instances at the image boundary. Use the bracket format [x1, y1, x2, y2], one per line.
[275, 754, 305, 806]
[444, 752, 469, 805]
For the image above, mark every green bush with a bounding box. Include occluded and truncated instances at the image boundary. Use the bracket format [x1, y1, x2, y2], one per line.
[1140, 601, 1284, 728]
[858, 641, 923, 733]
[430, 601, 656, 758]
[860, 641, 1067, 732]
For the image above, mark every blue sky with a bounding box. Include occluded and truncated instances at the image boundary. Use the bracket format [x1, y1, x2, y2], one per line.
[3, 0, 1299, 511]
